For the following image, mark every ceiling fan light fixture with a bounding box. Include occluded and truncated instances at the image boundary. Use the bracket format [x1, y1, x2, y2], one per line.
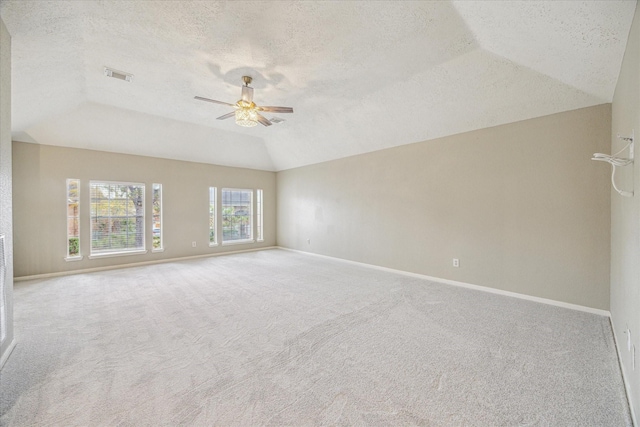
[195, 76, 293, 128]
[235, 107, 258, 127]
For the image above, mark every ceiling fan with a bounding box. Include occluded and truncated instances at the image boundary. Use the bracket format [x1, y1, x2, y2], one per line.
[195, 76, 293, 128]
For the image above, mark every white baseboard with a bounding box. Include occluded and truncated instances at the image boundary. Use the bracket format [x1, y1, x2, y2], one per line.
[277, 247, 611, 317]
[15, 246, 278, 282]
[611, 319, 638, 427]
[0, 338, 16, 370]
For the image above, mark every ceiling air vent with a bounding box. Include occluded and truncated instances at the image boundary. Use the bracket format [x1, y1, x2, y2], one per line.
[270, 117, 285, 124]
[104, 67, 133, 82]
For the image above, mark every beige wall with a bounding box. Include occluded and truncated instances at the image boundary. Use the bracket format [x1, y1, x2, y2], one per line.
[12, 142, 276, 278]
[0, 17, 13, 366]
[277, 104, 612, 310]
[611, 4, 640, 421]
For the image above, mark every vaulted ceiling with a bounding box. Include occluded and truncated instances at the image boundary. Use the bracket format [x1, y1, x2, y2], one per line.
[0, 1, 636, 171]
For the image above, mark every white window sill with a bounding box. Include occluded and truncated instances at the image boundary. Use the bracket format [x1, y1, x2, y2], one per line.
[222, 239, 255, 246]
[257, 239, 264, 243]
[209, 242, 219, 247]
[64, 255, 84, 262]
[152, 248, 165, 253]
[89, 249, 147, 260]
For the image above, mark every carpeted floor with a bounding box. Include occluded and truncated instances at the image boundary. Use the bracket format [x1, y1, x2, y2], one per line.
[0, 249, 632, 426]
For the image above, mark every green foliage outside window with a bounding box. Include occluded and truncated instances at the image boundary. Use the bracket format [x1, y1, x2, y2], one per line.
[68, 237, 79, 256]
[90, 183, 145, 253]
[222, 205, 251, 240]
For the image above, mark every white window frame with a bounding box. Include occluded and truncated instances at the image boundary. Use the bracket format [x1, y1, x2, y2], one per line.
[65, 178, 83, 261]
[209, 187, 218, 246]
[256, 189, 264, 242]
[221, 188, 254, 245]
[89, 180, 147, 259]
[152, 183, 164, 253]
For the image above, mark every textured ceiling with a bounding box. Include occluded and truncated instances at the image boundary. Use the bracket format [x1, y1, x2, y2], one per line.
[0, 1, 636, 171]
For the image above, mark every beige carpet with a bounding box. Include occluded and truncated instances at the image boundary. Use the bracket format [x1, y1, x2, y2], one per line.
[0, 249, 632, 426]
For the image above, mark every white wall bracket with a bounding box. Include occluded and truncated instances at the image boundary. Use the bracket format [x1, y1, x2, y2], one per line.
[592, 130, 634, 197]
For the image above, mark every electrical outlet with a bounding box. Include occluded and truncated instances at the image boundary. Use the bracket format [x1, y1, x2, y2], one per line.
[307, 238, 310, 244]
[192, 241, 197, 248]
[453, 258, 459, 268]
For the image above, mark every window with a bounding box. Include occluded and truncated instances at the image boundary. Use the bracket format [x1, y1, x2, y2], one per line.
[90, 181, 146, 256]
[256, 189, 263, 242]
[222, 188, 253, 243]
[209, 187, 217, 245]
[152, 183, 163, 251]
[66, 179, 81, 259]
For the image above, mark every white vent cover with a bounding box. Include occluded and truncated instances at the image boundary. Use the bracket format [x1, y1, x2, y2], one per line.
[270, 117, 285, 124]
[104, 67, 133, 82]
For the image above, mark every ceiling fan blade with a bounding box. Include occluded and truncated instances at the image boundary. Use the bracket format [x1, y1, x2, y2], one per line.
[241, 86, 254, 103]
[194, 96, 235, 107]
[216, 111, 236, 120]
[257, 106, 294, 113]
[256, 113, 272, 127]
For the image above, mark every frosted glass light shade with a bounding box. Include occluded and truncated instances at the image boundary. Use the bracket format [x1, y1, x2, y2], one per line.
[235, 108, 258, 127]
